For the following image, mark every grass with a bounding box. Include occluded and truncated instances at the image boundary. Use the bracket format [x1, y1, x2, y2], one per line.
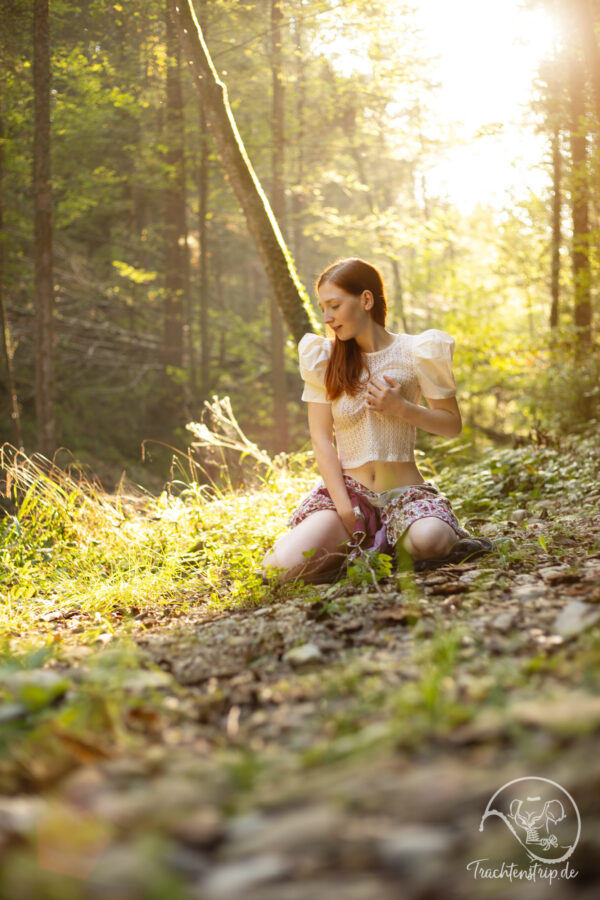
[1, 412, 598, 766]
[0, 438, 316, 648]
[2, 412, 598, 647]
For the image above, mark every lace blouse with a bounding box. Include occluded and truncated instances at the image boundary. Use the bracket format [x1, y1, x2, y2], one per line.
[297, 329, 457, 468]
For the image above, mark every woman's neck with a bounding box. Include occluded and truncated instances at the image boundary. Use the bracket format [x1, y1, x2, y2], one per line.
[353, 322, 394, 353]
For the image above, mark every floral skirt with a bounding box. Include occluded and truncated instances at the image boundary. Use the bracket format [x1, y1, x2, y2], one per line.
[287, 473, 473, 546]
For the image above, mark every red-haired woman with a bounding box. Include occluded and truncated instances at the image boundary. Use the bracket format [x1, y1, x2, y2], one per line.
[261, 257, 492, 584]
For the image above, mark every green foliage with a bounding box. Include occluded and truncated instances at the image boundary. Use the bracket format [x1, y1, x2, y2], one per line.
[345, 550, 393, 587]
[1, 0, 597, 495]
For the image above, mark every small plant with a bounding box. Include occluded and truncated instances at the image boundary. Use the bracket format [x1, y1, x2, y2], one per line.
[345, 550, 393, 588]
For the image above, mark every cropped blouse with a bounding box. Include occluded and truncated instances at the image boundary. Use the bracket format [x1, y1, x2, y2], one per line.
[297, 329, 457, 468]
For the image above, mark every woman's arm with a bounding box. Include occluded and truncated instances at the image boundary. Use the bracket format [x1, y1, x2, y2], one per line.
[365, 375, 462, 438]
[307, 402, 356, 536]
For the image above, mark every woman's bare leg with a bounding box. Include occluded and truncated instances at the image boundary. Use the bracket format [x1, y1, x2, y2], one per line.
[261, 510, 351, 584]
[400, 516, 458, 560]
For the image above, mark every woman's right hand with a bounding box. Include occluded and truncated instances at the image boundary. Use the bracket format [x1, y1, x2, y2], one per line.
[337, 504, 357, 538]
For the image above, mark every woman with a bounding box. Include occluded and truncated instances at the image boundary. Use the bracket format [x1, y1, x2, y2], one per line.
[261, 257, 492, 584]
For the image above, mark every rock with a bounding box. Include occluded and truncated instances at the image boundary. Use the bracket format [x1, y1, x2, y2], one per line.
[283, 643, 323, 666]
[512, 509, 528, 523]
[0, 796, 45, 837]
[510, 692, 600, 732]
[458, 570, 480, 583]
[0, 703, 28, 724]
[0, 670, 70, 710]
[553, 601, 600, 638]
[490, 610, 518, 633]
[581, 560, 600, 584]
[376, 824, 457, 875]
[169, 807, 225, 849]
[512, 583, 547, 603]
[200, 853, 292, 899]
[334, 619, 364, 634]
[221, 804, 343, 859]
[478, 522, 500, 537]
[372, 608, 412, 625]
[539, 565, 579, 586]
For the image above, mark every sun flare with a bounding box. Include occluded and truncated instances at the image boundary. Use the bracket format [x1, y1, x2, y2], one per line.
[319, 0, 562, 212]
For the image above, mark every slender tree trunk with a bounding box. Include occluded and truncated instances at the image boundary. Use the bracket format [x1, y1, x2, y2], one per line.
[164, 5, 186, 368]
[215, 237, 225, 373]
[291, 0, 306, 272]
[167, 0, 317, 343]
[183, 218, 192, 394]
[0, 89, 23, 449]
[567, 45, 592, 346]
[270, 0, 288, 454]
[197, 103, 209, 399]
[33, 0, 55, 455]
[573, 0, 600, 123]
[549, 125, 562, 329]
[390, 258, 409, 333]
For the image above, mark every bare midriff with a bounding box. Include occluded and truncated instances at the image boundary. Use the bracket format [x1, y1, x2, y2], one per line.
[342, 459, 425, 494]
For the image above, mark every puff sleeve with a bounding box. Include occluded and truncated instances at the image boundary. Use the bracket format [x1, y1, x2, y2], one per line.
[298, 332, 332, 403]
[413, 329, 457, 399]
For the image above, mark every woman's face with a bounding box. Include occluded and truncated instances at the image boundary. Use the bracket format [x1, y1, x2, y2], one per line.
[317, 281, 372, 341]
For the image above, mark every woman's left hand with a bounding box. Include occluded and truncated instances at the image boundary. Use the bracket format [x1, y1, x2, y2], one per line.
[365, 375, 408, 416]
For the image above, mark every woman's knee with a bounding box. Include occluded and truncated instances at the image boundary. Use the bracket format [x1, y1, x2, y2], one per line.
[401, 516, 458, 559]
[261, 510, 349, 578]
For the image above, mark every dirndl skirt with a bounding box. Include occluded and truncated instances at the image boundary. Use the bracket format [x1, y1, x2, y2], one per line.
[287, 473, 473, 546]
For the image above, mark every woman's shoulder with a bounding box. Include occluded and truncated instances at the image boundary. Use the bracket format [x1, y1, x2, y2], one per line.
[298, 332, 333, 366]
[411, 328, 455, 357]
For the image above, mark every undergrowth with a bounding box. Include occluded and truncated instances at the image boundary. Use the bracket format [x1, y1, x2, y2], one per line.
[1, 400, 598, 655]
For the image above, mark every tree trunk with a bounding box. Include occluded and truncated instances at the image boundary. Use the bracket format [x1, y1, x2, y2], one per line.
[33, 0, 55, 455]
[291, 0, 306, 273]
[270, 0, 288, 454]
[573, 0, 600, 124]
[549, 124, 561, 329]
[567, 45, 592, 346]
[197, 102, 210, 399]
[0, 87, 23, 449]
[390, 258, 409, 334]
[164, 5, 186, 368]
[167, 0, 317, 343]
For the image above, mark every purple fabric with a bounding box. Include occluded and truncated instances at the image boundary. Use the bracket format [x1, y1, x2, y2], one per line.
[312, 484, 395, 561]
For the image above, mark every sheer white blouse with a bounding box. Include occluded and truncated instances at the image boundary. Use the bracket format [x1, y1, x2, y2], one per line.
[298, 329, 457, 468]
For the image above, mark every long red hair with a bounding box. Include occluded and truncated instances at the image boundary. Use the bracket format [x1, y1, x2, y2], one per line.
[315, 258, 388, 401]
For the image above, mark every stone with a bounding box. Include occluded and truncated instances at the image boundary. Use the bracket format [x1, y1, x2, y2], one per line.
[512, 509, 528, 523]
[581, 560, 600, 585]
[200, 853, 292, 898]
[169, 807, 225, 850]
[539, 565, 579, 586]
[512, 583, 547, 603]
[490, 610, 518, 633]
[0, 796, 45, 836]
[478, 522, 501, 537]
[283, 643, 323, 666]
[221, 804, 343, 859]
[1, 669, 70, 706]
[553, 601, 600, 638]
[510, 692, 600, 732]
[376, 824, 457, 875]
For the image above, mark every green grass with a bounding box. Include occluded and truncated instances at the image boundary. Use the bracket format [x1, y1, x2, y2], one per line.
[0, 441, 318, 647]
[2, 416, 598, 646]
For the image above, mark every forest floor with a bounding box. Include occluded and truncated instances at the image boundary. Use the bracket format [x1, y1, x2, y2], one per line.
[1, 426, 600, 899]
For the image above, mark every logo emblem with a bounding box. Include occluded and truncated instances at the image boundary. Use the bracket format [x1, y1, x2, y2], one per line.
[480, 777, 580, 864]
